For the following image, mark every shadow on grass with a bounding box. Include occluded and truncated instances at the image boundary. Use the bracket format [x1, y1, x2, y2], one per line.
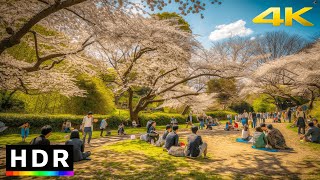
[69, 140, 320, 180]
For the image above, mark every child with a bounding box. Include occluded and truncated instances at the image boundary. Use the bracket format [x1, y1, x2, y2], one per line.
[241, 125, 250, 141]
[118, 123, 126, 135]
[20, 122, 30, 142]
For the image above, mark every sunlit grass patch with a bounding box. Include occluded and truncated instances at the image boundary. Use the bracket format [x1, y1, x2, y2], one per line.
[86, 139, 220, 179]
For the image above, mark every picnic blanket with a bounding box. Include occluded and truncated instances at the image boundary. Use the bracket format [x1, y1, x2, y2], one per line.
[236, 138, 249, 143]
[252, 146, 278, 152]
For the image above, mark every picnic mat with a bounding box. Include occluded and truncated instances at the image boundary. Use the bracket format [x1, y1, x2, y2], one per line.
[252, 146, 278, 152]
[236, 138, 249, 143]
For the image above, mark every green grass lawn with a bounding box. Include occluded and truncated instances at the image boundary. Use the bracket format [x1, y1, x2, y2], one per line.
[0, 123, 200, 147]
[73, 140, 222, 179]
[286, 124, 320, 151]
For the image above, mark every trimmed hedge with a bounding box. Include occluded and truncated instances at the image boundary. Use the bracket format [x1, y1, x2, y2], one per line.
[0, 112, 186, 135]
[206, 110, 237, 119]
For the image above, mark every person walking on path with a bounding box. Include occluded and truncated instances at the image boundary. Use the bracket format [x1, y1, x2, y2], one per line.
[81, 111, 97, 146]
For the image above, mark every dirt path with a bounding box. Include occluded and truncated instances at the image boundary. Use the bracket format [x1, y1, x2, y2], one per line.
[0, 120, 319, 179]
[197, 120, 320, 179]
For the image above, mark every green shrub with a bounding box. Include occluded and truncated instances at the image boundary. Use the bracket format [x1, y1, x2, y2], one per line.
[0, 112, 186, 135]
[205, 110, 237, 119]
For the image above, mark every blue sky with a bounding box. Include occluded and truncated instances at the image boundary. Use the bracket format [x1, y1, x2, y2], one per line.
[152, 0, 320, 48]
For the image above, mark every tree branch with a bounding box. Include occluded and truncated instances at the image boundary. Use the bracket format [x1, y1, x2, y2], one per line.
[0, 0, 87, 54]
[147, 92, 200, 103]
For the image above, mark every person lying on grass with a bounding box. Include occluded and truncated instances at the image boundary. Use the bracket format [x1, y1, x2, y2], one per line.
[66, 129, 91, 162]
[252, 127, 267, 148]
[266, 124, 289, 149]
[300, 122, 320, 144]
[155, 124, 171, 147]
[165, 125, 185, 157]
[185, 126, 207, 158]
[30, 125, 52, 145]
[147, 121, 159, 145]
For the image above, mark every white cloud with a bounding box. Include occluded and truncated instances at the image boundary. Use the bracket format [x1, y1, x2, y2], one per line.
[250, 36, 256, 41]
[209, 20, 253, 41]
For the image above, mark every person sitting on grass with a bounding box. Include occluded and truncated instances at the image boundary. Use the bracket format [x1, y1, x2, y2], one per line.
[252, 127, 267, 148]
[234, 121, 239, 131]
[61, 120, 66, 132]
[266, 124, 288, 149]
[118, 122, 126, 135]
[185, 126, 207, 158]
[65, 120, 72, 133]
[206, 119, 213, 130]
[148, 121, 159, 144]
[170, 117, 178, 126]
[241, 125, 250, 141]
[65, 129, 91, 162]
[165, 125, 185, 156]
[301, 122, 320, 143]
[156, 124, 171, 147]
[313, 119, 320, 129]
[30, 125, 52, 145]
[20, 122, 30, 142]
[224, 122, 233, 131]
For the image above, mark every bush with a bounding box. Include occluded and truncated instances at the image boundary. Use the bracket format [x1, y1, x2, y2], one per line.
[205, 110, 237, 119]
[0, 112, 187, 135]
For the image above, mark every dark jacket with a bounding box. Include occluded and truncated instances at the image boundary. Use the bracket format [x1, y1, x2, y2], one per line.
[297, 117, 306, 127]
[65, 130, 85, 162]
[185, 134, 203, 157]
[305, 126, 320, 143]
[165, 132, 179, 150]
[30, 135, 50, 145]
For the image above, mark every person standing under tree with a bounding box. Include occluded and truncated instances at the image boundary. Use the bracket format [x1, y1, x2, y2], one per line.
[100, 119, 108, 137]
[252, 111, 257, 128]
[20, 122, 30, 142]
[296, 107, 306, 135]
[186, 112, 193, 128]
[81, 111, 97, 146]
[243, 110, 249, 125]
[288, 108, 292, 123]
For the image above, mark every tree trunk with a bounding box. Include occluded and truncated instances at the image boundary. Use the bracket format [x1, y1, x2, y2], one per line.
[181, 105, 190, 115]
[309, 91, 315, 110]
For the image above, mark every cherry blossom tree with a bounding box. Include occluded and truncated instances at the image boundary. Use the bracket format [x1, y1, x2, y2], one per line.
[243, 40, 320, 110]
[0, 0, 223, 99]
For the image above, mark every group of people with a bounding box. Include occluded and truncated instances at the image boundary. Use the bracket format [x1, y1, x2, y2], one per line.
[235, 110, 267, 129]
[195, 114, 220, 130]
[241, 123, 289, 149]
[141, 120, 208, 158]
[30, 125, 91, 162]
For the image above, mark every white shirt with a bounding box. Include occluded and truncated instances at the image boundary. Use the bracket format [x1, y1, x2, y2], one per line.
[100, 119, 107, 129]
[242, 130, 249, 139]
[82, 116, 93, 128]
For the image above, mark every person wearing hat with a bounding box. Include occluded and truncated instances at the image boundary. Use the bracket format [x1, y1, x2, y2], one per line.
[82, 111, 95, 146]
